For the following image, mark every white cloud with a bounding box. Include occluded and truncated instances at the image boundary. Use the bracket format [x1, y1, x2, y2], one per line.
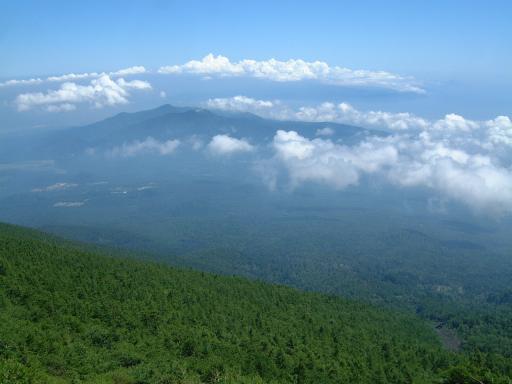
[271, 130, 397, 189]
[159, 54, 424, 93]
[207, 134, 254, 155]
[32, 182, 78, 192]
[0, 66, 147, 87]
[15, 75, 152, 111]
[267, 128, 512, 215]
[107, 137, 180, 157]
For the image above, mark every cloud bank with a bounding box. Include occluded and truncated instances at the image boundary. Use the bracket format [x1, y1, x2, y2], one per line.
[15, 75, 151, 112]
[159, 54, 424, 93]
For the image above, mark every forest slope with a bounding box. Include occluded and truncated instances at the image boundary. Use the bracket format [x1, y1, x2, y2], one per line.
[0, 223, 509, 383]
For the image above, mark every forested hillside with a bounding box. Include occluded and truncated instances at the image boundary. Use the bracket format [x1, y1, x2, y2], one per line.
[0, 223, 510, 383]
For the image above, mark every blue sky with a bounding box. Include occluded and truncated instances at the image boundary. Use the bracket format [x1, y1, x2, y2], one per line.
[1, 0, 511, 129]
[2, 0, 510, 78]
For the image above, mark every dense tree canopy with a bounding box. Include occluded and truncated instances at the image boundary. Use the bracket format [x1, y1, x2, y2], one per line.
[0, 223, 510, 383]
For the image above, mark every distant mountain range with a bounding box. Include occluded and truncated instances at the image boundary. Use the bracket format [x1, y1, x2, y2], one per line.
[25, 104, 381, 158]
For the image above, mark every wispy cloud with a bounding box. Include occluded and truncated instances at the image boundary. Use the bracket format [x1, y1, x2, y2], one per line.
[15, 75, 152, 112]
[159, 54, 425, 93]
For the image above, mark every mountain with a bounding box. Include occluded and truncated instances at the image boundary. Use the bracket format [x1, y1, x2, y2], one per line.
[0, 223, 501, 383]
[27, 104, 381, 158]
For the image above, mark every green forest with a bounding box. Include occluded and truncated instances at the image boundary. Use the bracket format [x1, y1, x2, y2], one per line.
[0, 223, 511, 383]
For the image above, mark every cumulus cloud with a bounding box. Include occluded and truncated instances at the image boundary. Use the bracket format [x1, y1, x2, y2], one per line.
[15, 75, 151, 111]
[107, 137, 180, 157]
[207, 134, 254, 155]
[159, 54, 424, 93]
[0, 66, 147, 87]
